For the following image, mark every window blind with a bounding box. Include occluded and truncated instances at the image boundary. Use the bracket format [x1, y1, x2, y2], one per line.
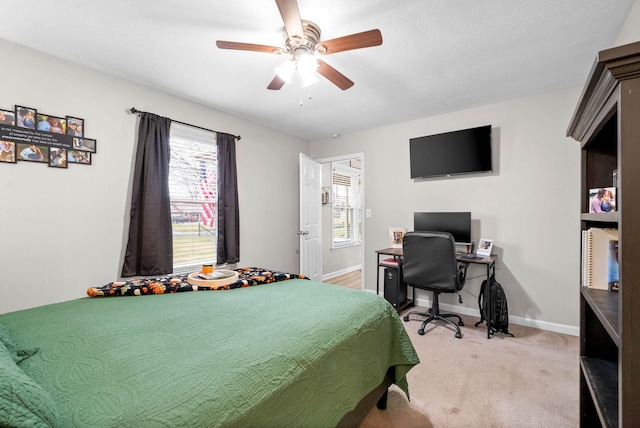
[169, 123, 217, 272]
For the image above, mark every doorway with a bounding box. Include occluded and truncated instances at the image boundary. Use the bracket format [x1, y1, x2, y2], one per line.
[316, 153, 365, 290]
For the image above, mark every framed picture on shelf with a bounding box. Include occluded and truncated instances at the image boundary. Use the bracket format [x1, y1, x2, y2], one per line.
[389, 227, 407, 248]
[588, 187, 616, 213]
[476, 238, 493, 257]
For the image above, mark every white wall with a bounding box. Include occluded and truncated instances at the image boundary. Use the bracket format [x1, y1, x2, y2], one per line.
[311, 88, 582, 333]
[309, 0, 640, 334]
[0, 39, 308, 314]
[616, 0, 640, 46]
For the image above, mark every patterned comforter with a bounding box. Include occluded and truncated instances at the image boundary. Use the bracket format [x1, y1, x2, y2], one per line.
[87, 267, 307, 297]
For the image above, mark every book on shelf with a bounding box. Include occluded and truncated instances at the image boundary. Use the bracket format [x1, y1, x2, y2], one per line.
[581, 227, 619, 290]
[608, 240, 620, 292]
[380, 257, 401, 267]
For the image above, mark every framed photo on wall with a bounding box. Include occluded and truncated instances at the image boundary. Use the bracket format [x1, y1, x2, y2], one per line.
[36, 113, 67, 134]
[73, 137, 96, 153]
[0, 140, 16, 163]
[476, 238, 494, 257]
[66, 116, 84, 137]
[0, 109, 16, 126]
[16, 143, 48, 163]
[49, 147, 68, 168]
[14, 105, 37, 129]
[68, 150, 91, 165]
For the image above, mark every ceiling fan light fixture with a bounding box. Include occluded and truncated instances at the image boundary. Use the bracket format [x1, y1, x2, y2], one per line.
[301, 72, 319, 88]
[297, 53, 319, 76]
[217, 0, 382, 91]
[276, 60, 295, 83]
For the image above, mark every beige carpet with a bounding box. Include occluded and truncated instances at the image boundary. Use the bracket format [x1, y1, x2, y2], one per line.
[359, 308, 579, 427]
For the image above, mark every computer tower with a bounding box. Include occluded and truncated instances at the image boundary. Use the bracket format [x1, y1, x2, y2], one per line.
[384, 266, 407, 308]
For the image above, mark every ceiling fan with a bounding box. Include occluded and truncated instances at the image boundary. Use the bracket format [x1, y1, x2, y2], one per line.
[216, 0, 383, 90]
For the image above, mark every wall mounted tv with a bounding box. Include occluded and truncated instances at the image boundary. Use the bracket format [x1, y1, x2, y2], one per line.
[409, 125, 492, 179]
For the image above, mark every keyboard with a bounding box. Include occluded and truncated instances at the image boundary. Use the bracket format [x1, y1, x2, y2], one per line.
[459, 253, 478, 259]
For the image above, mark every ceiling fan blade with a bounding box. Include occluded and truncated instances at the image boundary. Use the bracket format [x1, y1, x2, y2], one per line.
[317, 29, 383, 55]
[216, 40, 284, 54]
[275, 0, 304, 39]
[267, 75, 286, 90]
[316, 60, 354, 90]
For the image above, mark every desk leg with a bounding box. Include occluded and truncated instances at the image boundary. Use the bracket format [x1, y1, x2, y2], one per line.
[486, 264, 491, 339]
[376, 255, 380, 296]
[485, 262, 496, 339]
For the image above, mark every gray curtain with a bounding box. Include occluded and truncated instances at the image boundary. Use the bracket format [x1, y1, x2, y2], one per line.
[121, 112, 173, 277]
[216, 132, 240, 264]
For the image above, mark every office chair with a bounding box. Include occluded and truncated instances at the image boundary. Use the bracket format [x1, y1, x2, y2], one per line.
[402, 231, 469, 339]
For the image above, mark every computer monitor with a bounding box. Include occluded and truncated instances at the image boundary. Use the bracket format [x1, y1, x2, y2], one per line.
[413, 212, 472, 245]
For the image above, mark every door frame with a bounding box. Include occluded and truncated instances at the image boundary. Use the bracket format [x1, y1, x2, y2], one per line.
[315, 152, 365, 290]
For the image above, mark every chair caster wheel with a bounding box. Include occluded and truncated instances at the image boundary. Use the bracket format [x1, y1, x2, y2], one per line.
[458, 320, 464, 326]
[455, 332, 462, 339]
[403, 315, 409, 322]
[418, 329, 425, 335]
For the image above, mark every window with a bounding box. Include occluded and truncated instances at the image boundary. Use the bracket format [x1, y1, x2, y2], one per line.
[331, 162, 362, 248]
[168, 123, 217, 273]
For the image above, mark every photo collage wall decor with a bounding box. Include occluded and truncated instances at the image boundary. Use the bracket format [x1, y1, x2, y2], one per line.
[0, 104, 97, 168]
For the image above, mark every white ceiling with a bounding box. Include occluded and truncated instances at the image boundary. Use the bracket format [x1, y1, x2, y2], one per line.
[0, 1, 634, 140]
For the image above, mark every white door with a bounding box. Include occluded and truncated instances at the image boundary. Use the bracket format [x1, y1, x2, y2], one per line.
[299, 154, 322, 282]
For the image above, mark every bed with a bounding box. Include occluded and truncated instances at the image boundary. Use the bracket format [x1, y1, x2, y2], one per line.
[0, 270, 419, 427]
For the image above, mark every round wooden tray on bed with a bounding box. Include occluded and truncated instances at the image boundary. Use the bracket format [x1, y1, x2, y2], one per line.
[187, 270, 239, 288]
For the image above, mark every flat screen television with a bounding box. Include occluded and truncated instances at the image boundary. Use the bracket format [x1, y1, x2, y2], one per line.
[409, 125, 492, 178]
[413, 212, 471, 245]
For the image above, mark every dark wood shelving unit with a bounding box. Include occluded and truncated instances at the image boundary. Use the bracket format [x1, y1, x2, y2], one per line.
[567, 40, 640, 428]
[580, 357, 619, 428]
[581, 288, 619, 344]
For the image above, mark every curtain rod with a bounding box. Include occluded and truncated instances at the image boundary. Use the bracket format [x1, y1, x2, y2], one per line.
[129, 107, 241, 141]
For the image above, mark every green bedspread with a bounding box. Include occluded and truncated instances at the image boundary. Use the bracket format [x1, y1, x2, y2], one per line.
[0, 279, 419, 427]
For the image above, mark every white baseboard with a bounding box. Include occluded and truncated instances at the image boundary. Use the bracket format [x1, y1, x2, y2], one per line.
[323, 265, 361, 281]
[369, 290, 579, 337]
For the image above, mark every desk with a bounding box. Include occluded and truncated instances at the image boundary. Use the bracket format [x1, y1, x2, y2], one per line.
[375, 248, 497, 339]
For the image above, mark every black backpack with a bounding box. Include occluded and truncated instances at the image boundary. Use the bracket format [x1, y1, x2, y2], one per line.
[477, 274, 514, 337]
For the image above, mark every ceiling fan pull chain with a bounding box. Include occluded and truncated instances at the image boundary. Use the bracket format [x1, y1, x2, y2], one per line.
[298, 82, 310, 106]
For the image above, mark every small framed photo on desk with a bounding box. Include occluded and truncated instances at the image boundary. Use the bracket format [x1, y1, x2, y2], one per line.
[476, 238, 493, 257]
[389, 227, 407, 248]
